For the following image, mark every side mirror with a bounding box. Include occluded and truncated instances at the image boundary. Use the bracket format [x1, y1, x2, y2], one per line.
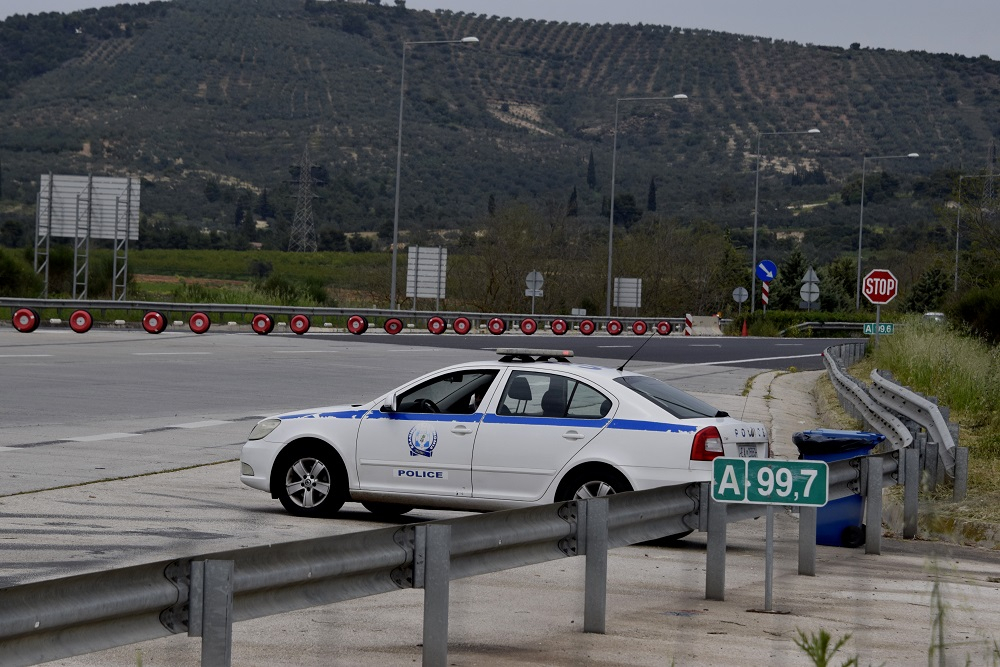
[381, 394, 396, 413]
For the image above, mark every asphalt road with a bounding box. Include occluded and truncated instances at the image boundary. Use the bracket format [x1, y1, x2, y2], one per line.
[3, 327, 999, 667]
[309, 330, 839, 371]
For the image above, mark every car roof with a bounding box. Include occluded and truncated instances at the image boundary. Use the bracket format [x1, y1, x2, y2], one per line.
[439, 349, 634, 381]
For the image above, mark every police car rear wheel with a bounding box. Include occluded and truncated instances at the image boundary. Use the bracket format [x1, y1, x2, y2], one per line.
[556, 468, 632, 502]
[361, 501, 413, 517]
[277, 450, 345, 517]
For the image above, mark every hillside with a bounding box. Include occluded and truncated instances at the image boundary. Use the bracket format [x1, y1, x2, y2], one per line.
[0, 0, 998, 267]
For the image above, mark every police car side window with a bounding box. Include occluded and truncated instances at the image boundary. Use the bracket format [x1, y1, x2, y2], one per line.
[498, 372, 610, 419]
[398, 370, 498, 414]
[565, 381, 612, 419]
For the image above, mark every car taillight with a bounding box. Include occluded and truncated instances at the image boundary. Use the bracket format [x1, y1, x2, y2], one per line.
[691, 426, 725, 461]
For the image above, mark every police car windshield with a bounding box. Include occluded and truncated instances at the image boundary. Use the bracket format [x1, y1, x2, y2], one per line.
[614, 376, 728, 419]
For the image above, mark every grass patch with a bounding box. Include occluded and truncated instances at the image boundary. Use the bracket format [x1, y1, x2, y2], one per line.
[846, 314, 1000, 534]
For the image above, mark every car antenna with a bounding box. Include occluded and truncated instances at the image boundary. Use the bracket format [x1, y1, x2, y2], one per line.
[617, 332, 656, 372]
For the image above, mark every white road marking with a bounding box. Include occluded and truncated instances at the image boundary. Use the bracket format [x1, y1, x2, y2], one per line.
[0, 354, 52, 358]
[133, 352, 213, 356]
[170, 420, 234, 429]
[0, 447, 21, 451]
[597, 345, 633, 348]
[62, 433, 139, 442]
[273, 350, 339, 354]
[639, 352, 820, 372]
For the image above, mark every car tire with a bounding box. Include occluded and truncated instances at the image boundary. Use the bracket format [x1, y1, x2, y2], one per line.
[289, 314, 311, 335]
[346, 315, 368, 335]
[189, 312, 211, 334]
[452, 316, 471, 335]
[12, 308, 40, 333]
[69, 310, 93, 334]
[606, 319, 623, 336]
[142, 311, 167, 334]
[383, 317, 404, 335]
[579, 319, 596, 336]
[555, 467, 632, 502]
[251, 313, 274, 335]
[361, 501, 414, 517]
[519, 318, 537, 335]
[275, 447, 347, 517]
[550, 318, 568, 335]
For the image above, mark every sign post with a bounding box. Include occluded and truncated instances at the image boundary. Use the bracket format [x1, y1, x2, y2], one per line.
[862, 269, 898, 347]
[712, 458, 829, 612]
[755, 260, 777, 314]
[524, 271, 544, 315]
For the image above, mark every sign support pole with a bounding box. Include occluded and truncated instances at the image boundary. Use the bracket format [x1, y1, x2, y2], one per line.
[875, 304, 881, 348]
[763, 505, 775, 612]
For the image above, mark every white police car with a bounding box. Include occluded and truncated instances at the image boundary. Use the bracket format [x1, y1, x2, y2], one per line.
[240, 348, 769, 518]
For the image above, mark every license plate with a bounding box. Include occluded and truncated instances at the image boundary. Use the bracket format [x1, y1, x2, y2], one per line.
[738, 445, 757, 458]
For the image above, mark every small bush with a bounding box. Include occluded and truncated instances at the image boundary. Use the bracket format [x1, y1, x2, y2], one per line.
[0, 247, 43, 296]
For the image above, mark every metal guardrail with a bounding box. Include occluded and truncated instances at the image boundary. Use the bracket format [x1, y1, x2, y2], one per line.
[823, 342, 968, 503]
[0, 449, 920, 667]
[823, 342, 914, 450]
[779, 321, 866, 336]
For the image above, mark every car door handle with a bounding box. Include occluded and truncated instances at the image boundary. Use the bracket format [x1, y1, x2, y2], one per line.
[562, 430, 586, 441]
[451, 425, 474, 435]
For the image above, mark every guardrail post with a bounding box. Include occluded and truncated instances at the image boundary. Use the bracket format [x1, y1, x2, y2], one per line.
[188, 559, 234, 667]
[705, 497, 727, 601]
[903, 448, 920, 538]
[582, 497, 609, 634]
[798, 506, 817, 576]
[864, 457, 883, 555]
[953, 447, 969, 501]
[921, 432, 938, 492]
[416, 523, 452, 667]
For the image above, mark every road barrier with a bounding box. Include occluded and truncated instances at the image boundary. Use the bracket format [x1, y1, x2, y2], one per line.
[2, 298, 685, 338]
[0, 436, 935, 667]
[823, 342, 969, 532]
[0, 339, 956, 667]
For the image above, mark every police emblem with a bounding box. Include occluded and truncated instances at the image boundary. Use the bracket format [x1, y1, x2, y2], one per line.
[408, 425, 438, 457]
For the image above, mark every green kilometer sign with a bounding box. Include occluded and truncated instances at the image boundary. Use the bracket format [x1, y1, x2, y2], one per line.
[711, 458, 829, 507]
[863, 322, 894, 335]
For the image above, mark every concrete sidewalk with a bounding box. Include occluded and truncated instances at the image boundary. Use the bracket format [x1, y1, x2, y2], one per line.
[31, 370, 1000, 666]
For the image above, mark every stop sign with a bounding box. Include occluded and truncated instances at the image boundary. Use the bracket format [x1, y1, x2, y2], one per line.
[863, 269, 898, 305]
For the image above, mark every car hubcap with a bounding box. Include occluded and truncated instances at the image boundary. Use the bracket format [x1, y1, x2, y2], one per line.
[574, 480, 616, 499]
[286, 457, 332, 508]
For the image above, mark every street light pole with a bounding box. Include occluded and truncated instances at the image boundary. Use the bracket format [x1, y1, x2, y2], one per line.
[389, 36, 478, 311]
[750, 128, 820, 314]
[854, 152, 919, 309]
[605, 94, 687, 317]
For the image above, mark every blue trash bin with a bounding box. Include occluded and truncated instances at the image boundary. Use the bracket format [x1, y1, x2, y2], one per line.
[792, 429, 886, 548]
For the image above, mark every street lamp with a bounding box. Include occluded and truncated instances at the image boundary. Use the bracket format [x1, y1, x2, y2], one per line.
[389, 36, 479, 310]
[750, 128, 820, 314]
[854, 152, 919, 309]
[606, 94, 688, 317]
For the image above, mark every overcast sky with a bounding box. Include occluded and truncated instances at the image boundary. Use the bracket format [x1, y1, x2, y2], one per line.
[3, 0, 998, 60]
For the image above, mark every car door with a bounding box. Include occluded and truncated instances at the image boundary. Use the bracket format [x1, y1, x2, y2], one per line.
[356, 369, 499, 497]
[472, 370, 613, 501]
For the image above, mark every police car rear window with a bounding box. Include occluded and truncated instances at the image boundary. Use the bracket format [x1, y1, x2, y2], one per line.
[614, 376, 728, 419]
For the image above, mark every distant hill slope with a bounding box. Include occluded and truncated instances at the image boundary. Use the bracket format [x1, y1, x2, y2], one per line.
[0, 0, 997, 245]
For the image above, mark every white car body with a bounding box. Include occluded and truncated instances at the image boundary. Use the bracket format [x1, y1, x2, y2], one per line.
[240, 349, 769, 518]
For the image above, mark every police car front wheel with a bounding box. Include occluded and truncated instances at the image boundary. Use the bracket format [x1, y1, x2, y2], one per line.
[556, 468, 632, 502]
[277, 448, 346, 517]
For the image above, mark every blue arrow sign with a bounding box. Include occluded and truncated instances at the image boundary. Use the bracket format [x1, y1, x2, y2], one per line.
[756, 260, 778, 283]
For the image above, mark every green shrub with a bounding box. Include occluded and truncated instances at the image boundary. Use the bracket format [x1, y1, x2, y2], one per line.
[949, 284, 1000, 344]
[0, 247, 43, 297]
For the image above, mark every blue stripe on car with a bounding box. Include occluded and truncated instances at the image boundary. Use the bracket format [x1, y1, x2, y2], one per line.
[280, 409, 368, 420]
[608, 419, 697, 433]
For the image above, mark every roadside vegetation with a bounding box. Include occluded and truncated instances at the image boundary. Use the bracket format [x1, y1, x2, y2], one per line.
[850, 315, 1000, 531]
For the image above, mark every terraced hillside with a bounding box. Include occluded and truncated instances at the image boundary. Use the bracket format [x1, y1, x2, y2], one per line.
[0, 0, 997, 250]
